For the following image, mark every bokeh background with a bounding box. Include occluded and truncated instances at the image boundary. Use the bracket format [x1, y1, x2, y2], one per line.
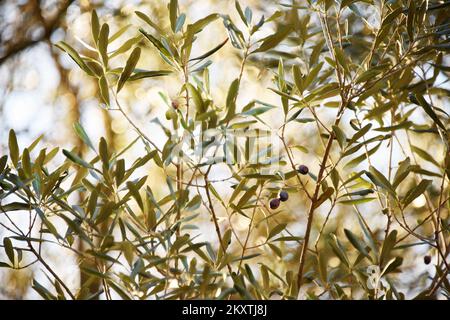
[0, 0, 287, 299]
[0, 0, 448, 299]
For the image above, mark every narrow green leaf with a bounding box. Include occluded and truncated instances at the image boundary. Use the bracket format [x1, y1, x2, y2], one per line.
[32, 279, 57, 300]
[96, 201, 116, 225]
[8, 129, 19, 167]
[332, 125, 347, 149]
[344, 229, 370, 258]
[339, 197, 376, 205]
[91, 10, 100, 44]
[366, 166, 396, 197]
[22, 148, 31, 177]
[110, 36, 142, 58]
[87, 189, 98, 217]
[229, 179, 247, 204]
[190, 38, 228, 61]
[115, 159, 126, 186]
[73, 122, 95, 151]
[108, 24, 131, 43]
[347, 124, 372, 146]
[128, 70, 171, 81]
[292, 65, 304, 93]
[409, 93, 446, 131]
[235, 1, 248, 26]
[381, 7, 403, 29]
[62, 149, 91, 168]
[3, 238, 14, 266]
[98, 23, 110, 66]
[382, 256, 403, 275]
[98, 75, 110, 105]
[0, 155, 7, 173]
[127, 181, 143, 210]
[169, 0, 178, 32]
[252, 25, 291, 53]
[244, 7, 252, 25]
[223, 78, 239, 123]
[411, 145, 441, 168]
[188, 13, 219, 35]
[356, 69, 383, 84]
[328, 234, 350, 268]
[304, 62, 323, 89]
[55, 42, 95, 76]
[135, 11, 163, 33]
[0, 202, 31, 212]
[402, 179, 432, 208]
[139, 28, 172, 58]
[186, 83, 206, 113]
[117, 47, 141, 92]
[99, 137, 109, 167]
[236, 185, 257, 208]
[268, 223, 287, 239]
[380, 230, 397, 267]
[318, 252, 328, 284]
[407, 0, 416, 41]
[334, 47, 349, 73]
[175, 13, 186, 33]
[393, 157, 411, 189]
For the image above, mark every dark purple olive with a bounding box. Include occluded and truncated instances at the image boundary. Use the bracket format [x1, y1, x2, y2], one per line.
[424, 255, 431, 265]
[297, 165, 309, 175]
[279, 191, 289, 202]
[171, 100, 179, 109]
[269, 198, 281, 210]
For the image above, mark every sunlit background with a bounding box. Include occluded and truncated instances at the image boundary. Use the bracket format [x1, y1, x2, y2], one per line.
[0, 0, 449, 299]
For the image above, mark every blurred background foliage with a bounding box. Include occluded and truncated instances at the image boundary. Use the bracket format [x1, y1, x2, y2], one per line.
[0, 0, 449, 300]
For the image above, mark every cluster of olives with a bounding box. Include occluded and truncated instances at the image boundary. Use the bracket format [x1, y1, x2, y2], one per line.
[269, 165, 309, 210]
[269, 191, 288, 210]
[166, 100, 180, 120]
[297, 164, 309, 175]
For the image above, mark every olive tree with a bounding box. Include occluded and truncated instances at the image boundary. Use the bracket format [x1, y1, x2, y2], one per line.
[0, 0, 449, 300]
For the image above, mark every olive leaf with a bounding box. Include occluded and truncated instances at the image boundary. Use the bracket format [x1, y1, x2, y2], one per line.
[117, 47, 141, 92]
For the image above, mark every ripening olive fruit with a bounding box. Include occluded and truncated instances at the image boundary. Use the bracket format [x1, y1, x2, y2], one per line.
[270, 198, 281, 210]
[424, 255, 431, 265]
[279, 190, 289, 202]
[165, 109, 178, 120]
[297, 164, 309, 175]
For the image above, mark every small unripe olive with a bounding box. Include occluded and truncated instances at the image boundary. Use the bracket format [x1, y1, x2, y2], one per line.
[424, 255, 431, 265]
[297, 164, 309, 175]
[269, 198, 281, 210]
[279, 190, 289, 202]
[165, 110, 173, 120]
